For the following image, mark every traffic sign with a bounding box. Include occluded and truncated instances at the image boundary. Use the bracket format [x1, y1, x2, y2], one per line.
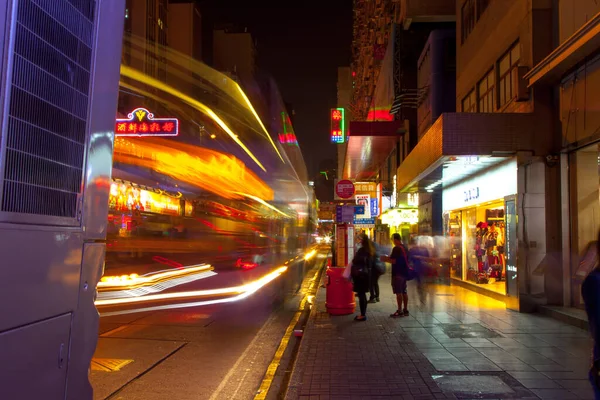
[335, 179, 355, 199]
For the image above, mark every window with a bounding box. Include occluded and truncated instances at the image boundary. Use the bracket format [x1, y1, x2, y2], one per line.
[476, 0, 491, 19]
[461, 0, 475, 43]
[462, 90, 477, 112]
[498, 42, 521, 107]
[461, 0, 491, 43]
[478, 69, 495, 112]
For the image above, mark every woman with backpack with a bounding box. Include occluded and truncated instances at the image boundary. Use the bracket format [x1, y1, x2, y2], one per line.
[351, 235, 376, 321]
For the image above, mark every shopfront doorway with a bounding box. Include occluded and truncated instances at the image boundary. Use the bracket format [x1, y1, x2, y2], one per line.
[442, 159, 518, 298]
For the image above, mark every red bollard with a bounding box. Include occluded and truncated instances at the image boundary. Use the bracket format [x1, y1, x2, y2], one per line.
[325, 267, 355, 315]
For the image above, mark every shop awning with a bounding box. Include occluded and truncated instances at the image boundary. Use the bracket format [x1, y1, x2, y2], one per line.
[343, 120, 405, 180]
[525, 11, 600, 86]
[396, 112, 549, 193]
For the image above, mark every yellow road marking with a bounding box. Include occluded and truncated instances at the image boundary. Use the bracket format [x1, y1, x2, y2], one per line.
[254, 262, 323, 399]
[90, 358, 133, 372]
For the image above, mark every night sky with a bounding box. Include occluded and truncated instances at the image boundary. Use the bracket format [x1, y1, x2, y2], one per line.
[198, 0, 353, 177]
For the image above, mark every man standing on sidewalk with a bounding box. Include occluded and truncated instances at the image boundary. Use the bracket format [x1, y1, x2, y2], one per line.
[381, 233, 410, 317]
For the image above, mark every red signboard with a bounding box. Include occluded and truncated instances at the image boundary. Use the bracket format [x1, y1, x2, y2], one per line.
[330, 108, 345, 144]
[115, 108, 179, 137]
[335, 179, 355, 199]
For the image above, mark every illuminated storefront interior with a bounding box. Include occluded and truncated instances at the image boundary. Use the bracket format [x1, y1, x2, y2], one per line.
[442, 159, 517, 296]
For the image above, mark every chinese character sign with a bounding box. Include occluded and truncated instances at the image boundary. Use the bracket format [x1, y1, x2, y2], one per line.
[115, 108, 179, 137]
[330, 107, 345, 144]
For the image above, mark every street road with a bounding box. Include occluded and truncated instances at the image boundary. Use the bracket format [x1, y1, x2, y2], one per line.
[91, 249, 326, 400]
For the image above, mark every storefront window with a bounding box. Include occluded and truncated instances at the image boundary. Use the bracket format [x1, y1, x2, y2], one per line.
[442, 159, 517, 296]
[448, 201, 506, 295]
[444, 211, 463, 278]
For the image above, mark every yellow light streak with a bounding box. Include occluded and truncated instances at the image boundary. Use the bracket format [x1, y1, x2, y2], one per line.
[96, 266, 288, 307]
[120, 65, 267, 172]
[235, 84, 285, 163]
[233, 192, 290, 218]
[113, 137, 274, 201]
[98, 264, 213, 289]
[304, 249, 317, 261]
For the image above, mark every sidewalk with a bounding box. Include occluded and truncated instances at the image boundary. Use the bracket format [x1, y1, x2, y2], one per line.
[285, 273, 595, 400]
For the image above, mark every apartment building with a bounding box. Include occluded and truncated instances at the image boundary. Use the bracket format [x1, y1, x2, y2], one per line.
[395, 0, 558, 311]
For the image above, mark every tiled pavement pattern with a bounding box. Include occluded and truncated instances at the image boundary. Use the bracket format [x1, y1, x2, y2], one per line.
[286, 273, 595, 400]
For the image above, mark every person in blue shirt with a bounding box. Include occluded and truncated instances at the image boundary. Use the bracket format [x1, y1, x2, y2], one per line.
[582, 232, 600, 399]
[381, 233, 410, 317]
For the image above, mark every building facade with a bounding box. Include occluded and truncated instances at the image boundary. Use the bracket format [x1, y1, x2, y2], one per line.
[526, 0, 600, 309]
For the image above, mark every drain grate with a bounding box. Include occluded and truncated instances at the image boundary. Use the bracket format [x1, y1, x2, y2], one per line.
[432, 372, 536, 399]
[440, 323, 502, 339]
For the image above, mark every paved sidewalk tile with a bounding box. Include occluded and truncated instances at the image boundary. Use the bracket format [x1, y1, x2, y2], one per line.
[286, 272, 596, 399]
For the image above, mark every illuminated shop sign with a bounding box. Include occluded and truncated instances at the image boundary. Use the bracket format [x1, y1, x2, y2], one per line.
[381, 208, 418, 226]
[115, 108, 179, 137]
[442, 159, 517, 212]
[330, 107, 345, 144]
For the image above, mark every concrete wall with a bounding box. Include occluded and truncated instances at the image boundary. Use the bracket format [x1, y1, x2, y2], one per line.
[559, 0, 600, 43]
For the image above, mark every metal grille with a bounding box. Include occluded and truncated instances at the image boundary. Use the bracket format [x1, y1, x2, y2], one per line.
[1, 0, 96, 218]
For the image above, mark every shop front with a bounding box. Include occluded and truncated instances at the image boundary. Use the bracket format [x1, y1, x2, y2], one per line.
[442, 159, 518, 298]
[568, 142, 600, 307]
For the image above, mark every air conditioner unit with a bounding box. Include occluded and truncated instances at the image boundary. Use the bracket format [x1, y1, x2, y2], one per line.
[514, 65, 530, 102]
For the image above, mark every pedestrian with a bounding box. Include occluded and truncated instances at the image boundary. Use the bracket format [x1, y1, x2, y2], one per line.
[581, 231, 600, 399]
[351, 235, 375, 321]
[369, 242, 386, 303]
[381, 233, 410, 317]
[409, 236, 430, 304]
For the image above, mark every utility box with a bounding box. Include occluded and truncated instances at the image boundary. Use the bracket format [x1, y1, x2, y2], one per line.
[0, 1, 124, 399]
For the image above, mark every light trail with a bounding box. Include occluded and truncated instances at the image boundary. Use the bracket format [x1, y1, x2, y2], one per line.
[98, 266, 289, 317]
[113, 137, 274, 201]
[96, 266, 288, 307]
[97, 270, 218, 301]
[233, 192, 291, 218]
[120, 65, 267, 172]
[98, 264, 213, 290]
[234, 84, 285, 163]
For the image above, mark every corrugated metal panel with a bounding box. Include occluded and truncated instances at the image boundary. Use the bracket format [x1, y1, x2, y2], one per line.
[1, 0, 95, 219]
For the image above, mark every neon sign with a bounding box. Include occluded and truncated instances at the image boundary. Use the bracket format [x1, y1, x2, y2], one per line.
[330, 107, 345, 144]
[278, 112, 298, 145]
[115, 108, 179, 137]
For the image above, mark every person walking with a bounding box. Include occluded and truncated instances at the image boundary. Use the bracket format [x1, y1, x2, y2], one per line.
[381, 233, 410, 317]
[351, 235, 375, 321]
[581, 232, 600, 399]
[369, 242, 386, 303]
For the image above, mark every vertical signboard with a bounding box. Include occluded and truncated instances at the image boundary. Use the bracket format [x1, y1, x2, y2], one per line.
[330, 107, 345, 144]
[505, 198, 517, 297]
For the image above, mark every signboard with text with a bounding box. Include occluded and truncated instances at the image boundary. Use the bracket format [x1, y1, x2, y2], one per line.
[330, 108, 345, 144]
[335, 179, 355, 199]
[355, 194, 371, 219]
[116, 108, 179, 137]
